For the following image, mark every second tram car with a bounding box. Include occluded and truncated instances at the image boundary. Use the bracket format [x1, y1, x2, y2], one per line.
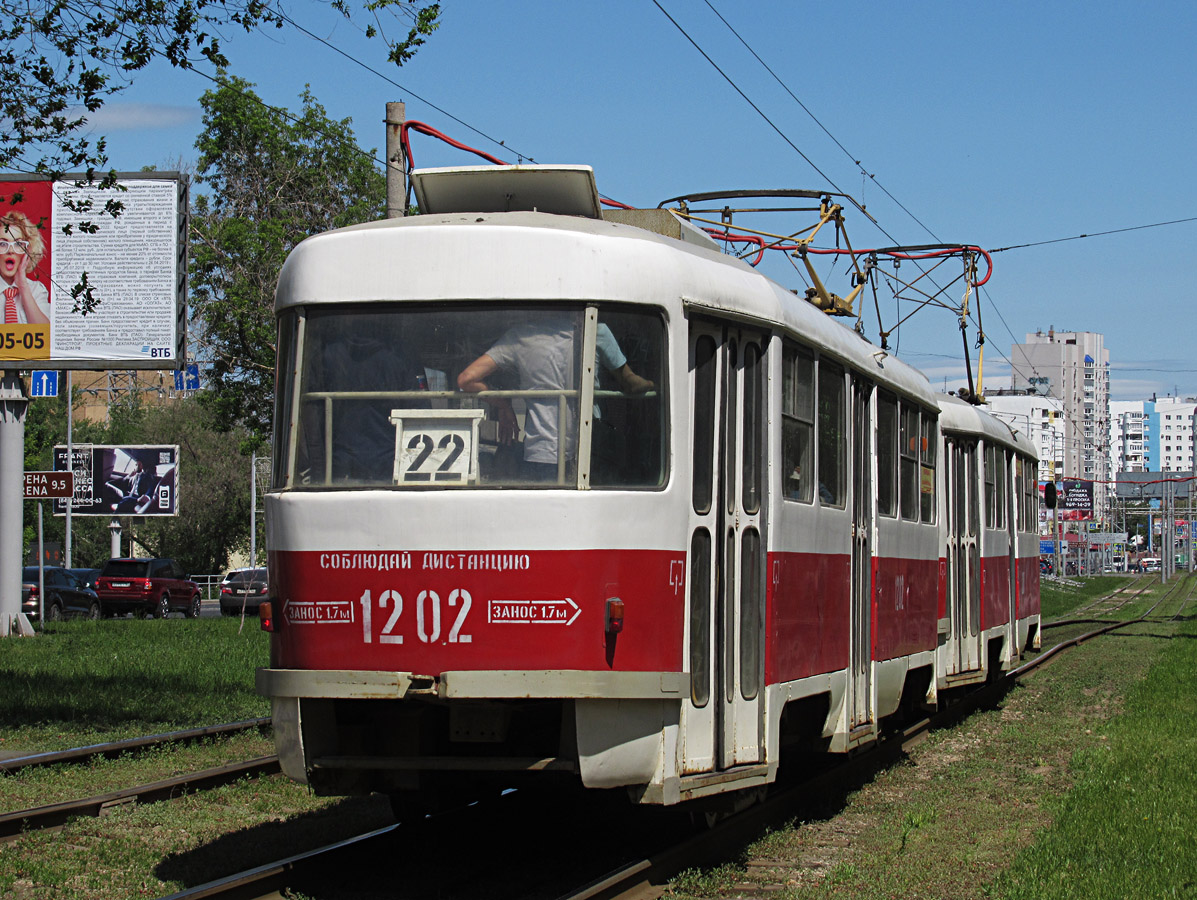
[257, 165, 1041, 811]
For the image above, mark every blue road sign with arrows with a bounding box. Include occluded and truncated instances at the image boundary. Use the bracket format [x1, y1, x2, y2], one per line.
[30, 371, 58, 397]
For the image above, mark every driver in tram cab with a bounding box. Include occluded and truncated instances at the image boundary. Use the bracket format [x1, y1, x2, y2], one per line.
[457, 313, 653, 482]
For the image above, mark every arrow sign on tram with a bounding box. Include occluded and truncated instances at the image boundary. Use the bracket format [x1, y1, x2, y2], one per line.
[282, 598, 355, 625]
[488, 597, 580, 626]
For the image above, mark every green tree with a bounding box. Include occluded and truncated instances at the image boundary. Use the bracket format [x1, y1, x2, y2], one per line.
[1, 0, 439, 180]
[189, 76, 387, 440]
[124, 401, 253, 575]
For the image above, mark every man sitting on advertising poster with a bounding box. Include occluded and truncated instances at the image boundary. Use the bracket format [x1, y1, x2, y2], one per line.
[105, 459, 159, 514]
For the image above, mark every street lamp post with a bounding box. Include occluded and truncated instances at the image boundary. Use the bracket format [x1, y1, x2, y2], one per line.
[250, 452, 270, 570]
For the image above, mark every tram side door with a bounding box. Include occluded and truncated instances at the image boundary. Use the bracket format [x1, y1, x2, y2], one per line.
[946, 438, 982, 675]
[848, 377, 874, 730]
[682, 321, 766, 775]
[1006, 451, 1018, 660]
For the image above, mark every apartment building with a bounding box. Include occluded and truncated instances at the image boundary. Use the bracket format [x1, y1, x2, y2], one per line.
[1009, 329, 1110, 518]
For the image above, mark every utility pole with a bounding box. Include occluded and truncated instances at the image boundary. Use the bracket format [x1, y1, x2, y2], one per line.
[386, 101, 407, 219]
[1, 372, 33, 636]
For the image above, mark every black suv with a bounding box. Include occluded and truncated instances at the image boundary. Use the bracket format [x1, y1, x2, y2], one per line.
[21, 566, 102, 621]
[95, 558, 201, 618]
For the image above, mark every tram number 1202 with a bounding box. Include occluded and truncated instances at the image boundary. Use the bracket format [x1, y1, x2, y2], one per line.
[359, 588, 473, 645]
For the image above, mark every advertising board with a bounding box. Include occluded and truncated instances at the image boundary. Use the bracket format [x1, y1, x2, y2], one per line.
[52, 445, 179, 516]
[0, 174, 187, 369]
[1060, 479, 1094, 522]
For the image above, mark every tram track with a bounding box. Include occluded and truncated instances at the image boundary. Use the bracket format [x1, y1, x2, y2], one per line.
[0, 717, 277, 841]
[149, 582, 1197, 900]
[0, 716, 271, 775]
[0, 756, 280, 841]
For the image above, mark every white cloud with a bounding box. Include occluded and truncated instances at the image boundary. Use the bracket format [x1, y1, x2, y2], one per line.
[71, 103, 199, 131]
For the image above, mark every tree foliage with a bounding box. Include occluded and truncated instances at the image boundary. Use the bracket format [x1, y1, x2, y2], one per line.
[189, 76, 386, 440]
[1, 0, 439, 180]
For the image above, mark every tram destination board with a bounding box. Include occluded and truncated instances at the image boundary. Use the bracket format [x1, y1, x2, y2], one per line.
[23, 471, 73, 499]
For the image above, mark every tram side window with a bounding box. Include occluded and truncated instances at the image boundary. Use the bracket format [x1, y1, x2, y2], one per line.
[817, 360, 845, 507]
[984, 445, 998, 528]
[1020, 458, 1037, 532]
[876, 391, 898, 517]
[782, 341, 814, 503]
[1027, 461, 1038, 531]
[1015, 457, 1026, 531]
[741, 342, 763, 515]
[692, 335, 718, 513]
[590, 308, 668, 489]
[899, 403, 919, 520]
[995, 447, 1007, 529]
[920, 413, 937, 522]
[273, 310, 299, 489]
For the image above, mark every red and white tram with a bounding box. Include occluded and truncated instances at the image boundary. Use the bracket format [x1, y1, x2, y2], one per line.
[257, 165, 1041, 810]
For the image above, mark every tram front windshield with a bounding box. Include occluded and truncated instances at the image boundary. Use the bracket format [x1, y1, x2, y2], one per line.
[278, 304, 666, 490]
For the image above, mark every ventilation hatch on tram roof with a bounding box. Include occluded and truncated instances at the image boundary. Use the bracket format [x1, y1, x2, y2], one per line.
[411, 165, 603, 218]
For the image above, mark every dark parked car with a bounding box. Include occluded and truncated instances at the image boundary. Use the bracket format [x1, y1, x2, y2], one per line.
[70, 567, 102, 592]
[219, 567, 269, 617]
[22, 566, 102, 621]
[95, 557, 201, 618]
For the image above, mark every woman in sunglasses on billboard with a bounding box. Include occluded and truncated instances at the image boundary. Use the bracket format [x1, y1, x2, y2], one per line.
[0, 209, 50, 325]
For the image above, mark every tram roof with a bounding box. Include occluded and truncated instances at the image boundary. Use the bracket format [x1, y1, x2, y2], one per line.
[938, 394, 1037, 457]
[276, 208, 938, 405]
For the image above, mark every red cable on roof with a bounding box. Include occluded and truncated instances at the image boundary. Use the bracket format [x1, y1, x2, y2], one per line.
[400, 121, 633, 210]
[400, 120, 509, 169]
[397, 122, 995, 285]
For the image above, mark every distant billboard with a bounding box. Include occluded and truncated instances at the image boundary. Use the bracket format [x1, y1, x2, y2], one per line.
[52, 445, 179, 516]
[1060, 479, 1094, 522]
[0, 174, 187, 369]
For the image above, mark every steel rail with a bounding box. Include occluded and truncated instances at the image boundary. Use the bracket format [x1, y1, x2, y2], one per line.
[0, 756, 281, 841]
[0, 717, 272, 774]
[156, 824, 399, 900]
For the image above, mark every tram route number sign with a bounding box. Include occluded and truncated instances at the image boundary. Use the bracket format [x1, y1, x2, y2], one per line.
[391, 409, 486, 484]
[24, 471, 74, 499]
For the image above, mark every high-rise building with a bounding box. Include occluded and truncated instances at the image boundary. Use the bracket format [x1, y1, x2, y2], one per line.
[1108, 397, 1196, 475]
[1110, 401, 1148, 472]
[1009, 329, 1110, 520]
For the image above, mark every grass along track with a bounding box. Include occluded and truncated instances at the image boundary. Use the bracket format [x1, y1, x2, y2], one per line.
[665, 574, 1197, 900]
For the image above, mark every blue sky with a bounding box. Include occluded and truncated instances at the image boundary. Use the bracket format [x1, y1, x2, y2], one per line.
[80, 1, 1197, 401]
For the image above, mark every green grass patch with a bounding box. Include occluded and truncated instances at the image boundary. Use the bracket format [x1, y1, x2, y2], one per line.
[664, 577, 1188, 899]
[0, 617, 383, 900]
[0, 617, 269, 752]
[1040, 575, 1132, 620]
[991, 609, 1197, 900]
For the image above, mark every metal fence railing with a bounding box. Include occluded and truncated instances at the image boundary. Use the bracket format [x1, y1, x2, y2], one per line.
[192, 574, 225, 602]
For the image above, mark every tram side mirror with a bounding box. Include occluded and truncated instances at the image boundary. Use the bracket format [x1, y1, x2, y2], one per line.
[1044, 482, 1058, 509]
